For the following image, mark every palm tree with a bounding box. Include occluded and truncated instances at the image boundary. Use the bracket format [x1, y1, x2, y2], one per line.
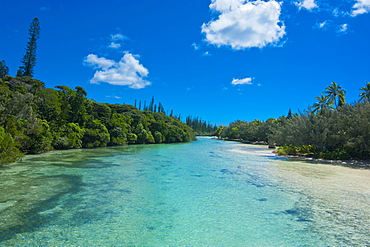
[309, 94, 334, 114]
[324, 82, 346, 108]
[359, 82, 370, 102]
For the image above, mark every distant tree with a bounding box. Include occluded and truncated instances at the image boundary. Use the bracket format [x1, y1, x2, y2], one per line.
[324, 82, 346, 108]
[17, 18, 41, 77]
[158, 102, 165, 114]
[359, 82, 370, 102]
[0, 60, 9, 79]
[154, 104, 157, 113]
[287, 109, 293, 118]
[149, 96, 155, 112]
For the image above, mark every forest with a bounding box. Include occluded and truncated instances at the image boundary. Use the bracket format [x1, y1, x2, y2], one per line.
[218, 81, 370, 160]
[0, 75, 196, 164]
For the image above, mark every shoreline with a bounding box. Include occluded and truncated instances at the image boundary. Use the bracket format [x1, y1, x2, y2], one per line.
[214, 138, 370, 168]
[276, 153, 370, 168]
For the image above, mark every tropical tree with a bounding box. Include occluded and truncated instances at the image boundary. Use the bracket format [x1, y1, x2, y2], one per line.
[359, 82, 370, 102]
[17, 18, 41, 77]
[309, 94, 334, 114]
[324, 82, 346, 108]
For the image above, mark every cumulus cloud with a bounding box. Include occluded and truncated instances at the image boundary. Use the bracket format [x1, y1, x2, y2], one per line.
[201, 0, 286, 49]
[84, 53, 151, 89]
[84, 54, 115, 70]
[351, 0, 370, 16]
[231, 77, 253, 85]
[295, 0, 318, 10]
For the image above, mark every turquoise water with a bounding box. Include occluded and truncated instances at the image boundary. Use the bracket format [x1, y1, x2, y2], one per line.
[1, 137, 370, 246]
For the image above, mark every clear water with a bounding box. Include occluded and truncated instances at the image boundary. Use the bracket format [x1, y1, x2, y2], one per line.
[1, 137, 370, 246]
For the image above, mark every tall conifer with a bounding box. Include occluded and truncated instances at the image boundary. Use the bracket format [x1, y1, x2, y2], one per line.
[0, 60, 9, 79]
[17, 18, 40, 77]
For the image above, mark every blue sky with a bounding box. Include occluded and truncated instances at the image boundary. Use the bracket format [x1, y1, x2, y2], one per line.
[1, 0, 370, 125]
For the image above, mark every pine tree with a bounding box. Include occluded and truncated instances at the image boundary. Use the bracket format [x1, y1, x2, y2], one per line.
[287, 108, 293, 118]
[17, 18, 40, 77]
[0, 60, 9, 79]
[154, 104, 157, 113]
[149, 96, 155, 112]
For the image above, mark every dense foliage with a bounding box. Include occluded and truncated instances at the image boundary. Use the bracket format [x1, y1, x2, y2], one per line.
[271, 103, 370, 160]
[220, 82, 370, 160]
[0, 76, 195, 164]
[185, 116, 217, 135]
[218, 119, 274, 142]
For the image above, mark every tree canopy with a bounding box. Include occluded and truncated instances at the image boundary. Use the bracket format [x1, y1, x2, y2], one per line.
[219, 82, 370, 160]
[0, 76, 196, 164]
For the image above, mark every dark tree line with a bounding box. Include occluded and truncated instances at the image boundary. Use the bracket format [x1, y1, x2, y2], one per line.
[186, 116, 217, 135]
[133, 98, 218, 135]
[134, 97, 166, 114]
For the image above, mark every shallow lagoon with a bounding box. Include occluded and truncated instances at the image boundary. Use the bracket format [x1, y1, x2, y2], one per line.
[1, 137, 369, 246]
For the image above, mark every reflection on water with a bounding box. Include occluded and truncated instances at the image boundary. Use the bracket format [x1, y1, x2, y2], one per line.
[0, 137, 370, 246]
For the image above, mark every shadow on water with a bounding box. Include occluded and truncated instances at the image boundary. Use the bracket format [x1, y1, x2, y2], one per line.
[283, 206, 313, 222]
[0, 175, 84, 243]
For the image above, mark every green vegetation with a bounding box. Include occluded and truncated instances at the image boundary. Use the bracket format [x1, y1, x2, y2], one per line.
[220, 82, 370, 160]
[185, 116, 217, 135]
[0, 76, 195, 164]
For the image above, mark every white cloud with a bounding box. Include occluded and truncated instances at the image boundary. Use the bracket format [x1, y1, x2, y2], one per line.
[351, 0, 370, 16]
[295, 0, 318, 10]
[109, 42, 121, 49]
[84, 53, 151, 89]
[314, 20, 329, 30]
[106, 95, 122, 99]
[338, 23, 349, 33]
[109, 33, 126, 49]
[201, 0, 286, 49]
[231, 77, 253, 85]
[209, 0, 246, 11]
[318, 21, 327, 29]
[84, 54, 115, 70]
[111, 33, 125, 41]
[192, 43, 200, 50]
